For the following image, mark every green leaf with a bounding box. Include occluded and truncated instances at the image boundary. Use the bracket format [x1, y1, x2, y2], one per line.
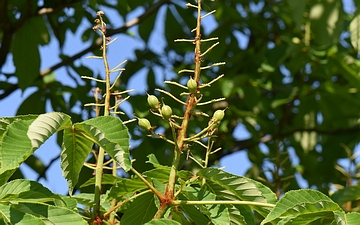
[0, 204, 45, 225]
[61, 116, 131, 193]
[102, 176, 147, 200]
[331, 186, 360, 206]
[61, 127, 93, 194]
[0, 179, 85, 224]
[0, 179, 56, 204]
[181, 186, 254, 225]
[0, 169, 17, 186]
[286, 0, 306, 28]
[24, 155, 46, 179]
[345, 212, 360, 224]
[0, 113, 71, 182]
[11, 16, 50, 89]
[172, 205, 211, 224]
[350, 12, 360, 53]
[27, 112, 72, 149]
[0, 119, 33, 175]
[78, 116, 131, 171]
[16, 90, 46, 115]
[144, 219, 181, 225]
[309, 0, 344, 47]
[1, 203, 87, 224]
[0, 115, 38, 141]
[138, 9, 157, 43]
[197, 168, 277, 217]
[261, 189, 343, 225]
[120, 192, 157, 225]
[329, 54, 360, 90]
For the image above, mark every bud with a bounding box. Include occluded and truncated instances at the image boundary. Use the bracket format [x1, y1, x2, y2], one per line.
[138, 118, 151, 130]
[147, 95, 159, 109]
[212, 110, 225, 122]
[187, 77, 197, 94]
[161, 105, 172, 120]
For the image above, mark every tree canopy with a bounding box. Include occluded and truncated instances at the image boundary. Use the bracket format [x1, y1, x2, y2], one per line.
[1, 0, 360, 197]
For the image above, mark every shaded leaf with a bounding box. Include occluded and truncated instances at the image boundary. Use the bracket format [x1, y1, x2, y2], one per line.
[261, 189, 342, 225]
[120, 192, 157, 225]
[144, 219, 181, 225]
[61, 127, 93, 194]
[331, 186, 360, 207]
[350, 12, 360, 53]
[197, 168, 277, 217]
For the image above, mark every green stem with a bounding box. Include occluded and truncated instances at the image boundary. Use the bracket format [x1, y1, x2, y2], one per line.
[109, 157, 118, 223]
[172, 200, 275, 208]
[93, 16, 111, 217]
[130, 167, 163, 199]
[154, 0, 204, 219]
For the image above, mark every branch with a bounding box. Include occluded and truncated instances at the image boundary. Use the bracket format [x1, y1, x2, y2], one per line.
[0, 0, 171, 100]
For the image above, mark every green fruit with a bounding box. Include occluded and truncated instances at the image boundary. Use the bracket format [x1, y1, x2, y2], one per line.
[138, 118, 151, 130]
[187, 77, 197, 94]
[213, 109, 225, 122]
[161, 105, 172, 120]
[147, 95, 159, 109]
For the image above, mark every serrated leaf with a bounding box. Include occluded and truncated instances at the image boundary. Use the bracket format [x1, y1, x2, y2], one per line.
[261, 189, 342, 225]
[197, 168, 277, 217]
[0, 119, 33, 175]
[0, 204, 45, 225]
[0, 179, 55, 203]
[102, 177, 147, 200]
[0, 115, 38, 140]
[345, 212, 360, 224]
[0, 113, 70, 184]
[9, 203, 87, 224]
[176, 205, 212, 224]
[78, 116, 131, 171]
[144, 219, 181, 225]
[181, 186, 253, 225]
[27, 112, 71, 149]
[61, 127, 93, 194]
[120, 192, 157, 225]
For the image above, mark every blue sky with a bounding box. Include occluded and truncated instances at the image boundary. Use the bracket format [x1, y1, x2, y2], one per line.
[0, 3, 252, 194]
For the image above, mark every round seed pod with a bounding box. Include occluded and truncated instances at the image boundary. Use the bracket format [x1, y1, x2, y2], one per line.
[212, 109, 225, 122]
[138, 118, 151, 130]
[161, 105, 173, 120]
[147, 95, 159, 109]
[187, 77, 197, 94]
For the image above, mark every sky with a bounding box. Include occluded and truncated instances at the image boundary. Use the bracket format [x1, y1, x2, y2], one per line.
[2, 0, 358, 195]
[0, 2, 252, 194]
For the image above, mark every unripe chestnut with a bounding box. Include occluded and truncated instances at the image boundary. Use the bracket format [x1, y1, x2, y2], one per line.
[161, 105, 172, 120]
[212, 109, 225, 122]
[147, 95, 159, 109]
[138, 118, 151, 130]
[187, 77, 197, 94]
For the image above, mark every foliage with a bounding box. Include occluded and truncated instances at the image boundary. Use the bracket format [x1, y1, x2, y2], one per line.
[1, 0, 360, 224]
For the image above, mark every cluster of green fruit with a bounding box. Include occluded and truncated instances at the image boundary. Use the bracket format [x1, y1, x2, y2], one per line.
[137, 76, 225, 132]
